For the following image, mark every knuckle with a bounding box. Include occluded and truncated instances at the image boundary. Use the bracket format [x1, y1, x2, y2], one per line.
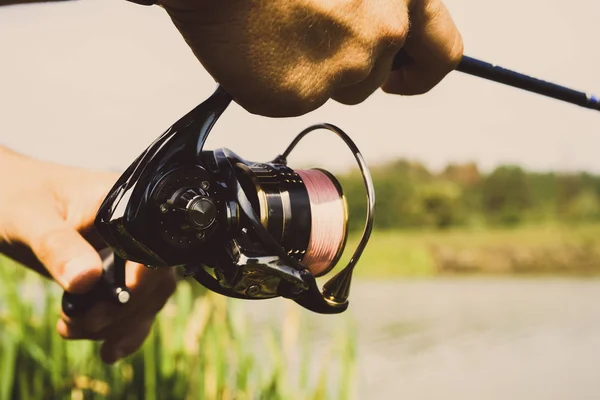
[337, 50, 374, 86]
[378, 21, 409, 49]
[374, 5, 410, 49]
[332, 75, 381, 105]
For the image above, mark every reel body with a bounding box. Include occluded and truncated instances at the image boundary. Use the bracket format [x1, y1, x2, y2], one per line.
[62, 86, 374, 316]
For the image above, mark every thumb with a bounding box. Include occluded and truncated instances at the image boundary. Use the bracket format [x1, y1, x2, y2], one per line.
[25, 217, 103, 294]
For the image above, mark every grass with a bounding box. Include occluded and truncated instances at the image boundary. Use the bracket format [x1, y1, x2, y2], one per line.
[3, 222, 600, 399]
[0, 257, 357, 400]
[338, 223, 600, 278]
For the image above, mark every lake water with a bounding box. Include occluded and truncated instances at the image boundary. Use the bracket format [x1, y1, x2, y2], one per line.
[244, 278, 600, 399]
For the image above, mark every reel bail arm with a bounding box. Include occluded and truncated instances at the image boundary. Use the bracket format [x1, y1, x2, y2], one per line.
[271, 123, 376, 307]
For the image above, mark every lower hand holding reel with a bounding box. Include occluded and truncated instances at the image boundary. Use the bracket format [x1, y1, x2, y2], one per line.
[61, 86, 374, 317]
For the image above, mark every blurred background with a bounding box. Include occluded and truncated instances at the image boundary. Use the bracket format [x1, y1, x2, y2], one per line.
[1, 0, 600, 398]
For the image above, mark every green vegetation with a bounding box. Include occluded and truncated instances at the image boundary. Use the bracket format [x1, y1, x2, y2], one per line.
[339, 224, 600, 278]
[0, 257, 356, 400]
[331, 159, 600, 277]
[339, 160, 600, 232]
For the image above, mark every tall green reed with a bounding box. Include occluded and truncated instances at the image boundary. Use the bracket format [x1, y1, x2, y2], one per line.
[0, 257, 356, 400]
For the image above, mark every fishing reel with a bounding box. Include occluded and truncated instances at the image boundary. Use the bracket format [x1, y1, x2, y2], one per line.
[61, 86, 375, 317]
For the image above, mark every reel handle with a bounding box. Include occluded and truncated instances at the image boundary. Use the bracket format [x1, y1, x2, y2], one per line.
[61, 249, 131, 318]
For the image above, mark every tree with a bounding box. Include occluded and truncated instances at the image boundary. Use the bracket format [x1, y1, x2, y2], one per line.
[481, 165, 532, 225]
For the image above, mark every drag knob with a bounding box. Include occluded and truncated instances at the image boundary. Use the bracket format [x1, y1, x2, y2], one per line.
[186, 195, 217, 229]
[168, 188, 217, 231]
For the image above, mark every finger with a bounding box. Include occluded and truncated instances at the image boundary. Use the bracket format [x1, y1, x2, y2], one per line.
[100, 317, 154, 364]
[57, 304, 111, 340]
[57, 284, 169, 343]
[58, 284, 168, 363]
[63, 264, 173, 333]
[332, 2, 409, 105]
[57, 313, 155, 364]
[332, 47, 398, 105]
[99, 285, 175, 364]
[20, 212, 103, 294]
[58, 264, 176, 338]
[382, 0, 463, 96]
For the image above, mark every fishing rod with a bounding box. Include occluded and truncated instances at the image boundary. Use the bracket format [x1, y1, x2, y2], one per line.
[61, 53, 599, 318]
[391, 50, 600, 113]
[455, 55, 599, 112]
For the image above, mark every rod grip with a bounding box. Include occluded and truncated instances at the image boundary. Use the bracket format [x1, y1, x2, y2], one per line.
[61, 249, 130, 318]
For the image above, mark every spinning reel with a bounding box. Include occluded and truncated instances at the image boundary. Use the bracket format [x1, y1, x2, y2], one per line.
[62, 85, 375, 317]
[61, 54, 599, 318]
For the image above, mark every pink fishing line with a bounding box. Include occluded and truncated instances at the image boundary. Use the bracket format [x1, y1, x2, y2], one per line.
[296, 169, 345, 276]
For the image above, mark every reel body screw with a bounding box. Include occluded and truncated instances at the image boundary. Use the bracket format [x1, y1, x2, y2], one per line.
[201, 181, 210, 190]
[160, 204, 169, 214]
[115, 288, 131, 304]
[246, 285, 260, 296]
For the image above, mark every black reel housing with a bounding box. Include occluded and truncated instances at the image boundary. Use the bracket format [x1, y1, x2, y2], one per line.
[62, 86, 375, 316]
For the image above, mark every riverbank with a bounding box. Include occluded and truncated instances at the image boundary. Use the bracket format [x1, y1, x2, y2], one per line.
[343, 223, 600, 278]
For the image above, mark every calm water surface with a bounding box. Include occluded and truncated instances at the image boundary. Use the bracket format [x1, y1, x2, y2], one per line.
[244, 278, 600, 399]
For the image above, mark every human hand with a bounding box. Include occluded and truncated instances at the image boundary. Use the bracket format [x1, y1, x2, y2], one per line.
[0, 147, 176, 364]
[160, 0, 463, 117]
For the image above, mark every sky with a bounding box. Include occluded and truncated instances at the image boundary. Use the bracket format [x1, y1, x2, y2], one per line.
[0, 0, 599, 175]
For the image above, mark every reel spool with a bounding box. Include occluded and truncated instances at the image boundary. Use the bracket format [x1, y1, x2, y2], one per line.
[61, 86, 374, 316]
[230, 162, 348, 278]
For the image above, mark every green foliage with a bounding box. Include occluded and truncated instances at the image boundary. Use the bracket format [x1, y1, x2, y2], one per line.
[338, 159, 600, 232]
[343, 224, 600, 278]
[415, 181, 464, 228]
[563, 189, 600, 222]
[481, 165, 532, 225]
[0, 257, 356, 400]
